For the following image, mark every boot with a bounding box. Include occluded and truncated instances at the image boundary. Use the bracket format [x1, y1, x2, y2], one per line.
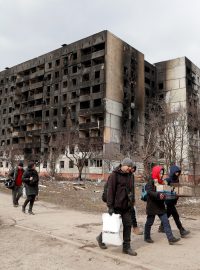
[180, 228, 190, 238]
[28, 210, 35, 215]
[22, 205, 26, 213]
[96, 235, 107, 249]
[133, 227, 143, 235]
[158, 224, 165, 233]
[168, 237, 181, 245]
[144, 238, 154, 243]
[122, 247, 137, 256]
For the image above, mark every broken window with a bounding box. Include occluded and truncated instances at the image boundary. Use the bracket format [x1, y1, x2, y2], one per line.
[95, 70, 100, 79]
[48, 62, 52, 69]
[80, 101, 90, 109]
[69, 160, 74, 168]
[63, 81, 68, 88]
[82, 73, 90, 82]
[63, 94, 67, 101]
[72, 66, 77, 73]
[80, 87, 90, 96]
[47, 74, 51, 80]
[62, 107, 66, 114]
[82, 60, 91, 68]
[64, 68, 68, 75]
[93, 43, 105, 52]
[55, 83, 59, 90]
[63, 57, 68, 66]
[53, 121, 57, 128]
[72, 52, 77, 60]
[81, 47, 92, 56]
[53, 108, 57, 116]
[55, 59, 60, 66]
[71, 92, 76, 99]
[62, 119, 66, 127]
[93, 99, 101, 107]
[72, 78, 77, 86]
[92, 56, 104, 66]
[145, 78, 150, 85]
[60, 161, 64, 168]
[55, 71, 59, 78]
[54, 96, 58, 104]
[158, 82, 164, 89]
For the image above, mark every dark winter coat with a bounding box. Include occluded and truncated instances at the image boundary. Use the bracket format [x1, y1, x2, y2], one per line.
[107, 166, 135, 211]
[22, 168, 39, 196]
[146, 166, 166, 215]
[166, 165, 181, 184]
[9, 167, 24, 186]
[146, 179, 166, 215]
[165, 165, 181, 205]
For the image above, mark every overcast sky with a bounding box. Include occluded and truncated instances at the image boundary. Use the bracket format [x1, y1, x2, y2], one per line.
[1, 0, 200, 72]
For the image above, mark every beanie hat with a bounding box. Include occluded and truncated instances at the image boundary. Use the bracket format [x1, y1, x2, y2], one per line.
[28, 161, 35, 169]
[18, 161, 24, 167]
[121, 158, 134, 168]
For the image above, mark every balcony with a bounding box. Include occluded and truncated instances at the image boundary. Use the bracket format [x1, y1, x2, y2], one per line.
[79, 121, 103, 130]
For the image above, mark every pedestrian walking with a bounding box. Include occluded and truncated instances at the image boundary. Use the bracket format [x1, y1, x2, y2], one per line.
[144, 165, 180, 245]
[158, 164, 190, 237]
[22, 162, 39, 215]
[97, 158, 137, 256]
[8, 161, 24, 207]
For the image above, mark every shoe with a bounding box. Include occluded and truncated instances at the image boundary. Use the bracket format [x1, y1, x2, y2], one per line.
[158, 225, 165, 233]
[96, 236, 107, 249]
[123, 248, 137, 256]
[144, 238, 154, 243]
[168, 237, 181, 245]
[28, 210, 35, 215]
[133, 227, 143, 235]
[180, 229, 190, 238]
[22, 206, 26, 213]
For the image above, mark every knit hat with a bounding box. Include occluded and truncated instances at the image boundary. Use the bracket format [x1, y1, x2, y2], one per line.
[121, 158, 134, 168]
[18, 161, 24, 167]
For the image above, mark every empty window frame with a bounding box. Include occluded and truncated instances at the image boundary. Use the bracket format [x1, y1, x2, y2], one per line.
[60, 161, 64, 168]
[80, 87, 90, 96]
[80, 101, 90, 109]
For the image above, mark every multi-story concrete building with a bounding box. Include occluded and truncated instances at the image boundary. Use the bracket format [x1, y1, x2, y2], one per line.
[0, 31, 145, 178]
[155, 57, 200, 181]
[1, 31, 199, 181]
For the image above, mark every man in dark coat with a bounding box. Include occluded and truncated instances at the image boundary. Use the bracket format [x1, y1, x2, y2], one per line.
[8, 161, 24, 207]
[144, 165, 180, 245]
[97, 158, 137, 256]
[158, 165, 190, 237]
[22, 162, 39, 215]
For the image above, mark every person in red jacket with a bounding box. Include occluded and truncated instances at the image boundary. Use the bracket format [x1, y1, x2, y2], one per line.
[8, 161, 24, 207]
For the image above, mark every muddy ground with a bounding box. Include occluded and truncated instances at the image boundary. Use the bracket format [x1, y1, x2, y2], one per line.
[1, 178, 200, 216]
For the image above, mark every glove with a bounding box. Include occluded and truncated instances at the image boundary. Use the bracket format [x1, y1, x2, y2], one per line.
[108, 208, 114, 216]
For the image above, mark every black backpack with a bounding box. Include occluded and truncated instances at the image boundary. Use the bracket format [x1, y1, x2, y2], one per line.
[102, 178, 109, 202]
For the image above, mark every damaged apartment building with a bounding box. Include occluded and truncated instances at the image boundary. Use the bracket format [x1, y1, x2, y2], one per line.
[0, 31, 145, 179]
[0, 30, 200, 180]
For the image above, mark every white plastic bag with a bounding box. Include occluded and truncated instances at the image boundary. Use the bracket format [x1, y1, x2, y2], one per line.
[22, 186, 26, 198]
[102, 213, 122, 246]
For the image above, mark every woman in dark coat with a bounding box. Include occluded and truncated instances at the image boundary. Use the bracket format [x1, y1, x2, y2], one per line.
[22, 162, 39, 215]
[144, 165, 180, 245]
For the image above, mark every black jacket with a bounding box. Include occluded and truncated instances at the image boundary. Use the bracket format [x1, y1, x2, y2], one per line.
[22, 168, 39, 196]
[107, 166, 135, 211]
[146, 179, 166, 215]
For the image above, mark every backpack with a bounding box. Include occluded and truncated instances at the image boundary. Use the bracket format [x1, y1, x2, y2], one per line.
[102, 174, 119, 203]
[4, 178, 15, 189]
[141, 183, 147, 201]
[102, 180, 109, 202]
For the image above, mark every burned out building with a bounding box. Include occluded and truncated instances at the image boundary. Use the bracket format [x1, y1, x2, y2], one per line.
[0, 31, 145, 178]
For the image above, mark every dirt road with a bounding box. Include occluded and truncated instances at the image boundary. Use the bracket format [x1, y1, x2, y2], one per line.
[0, 192, 200, 270]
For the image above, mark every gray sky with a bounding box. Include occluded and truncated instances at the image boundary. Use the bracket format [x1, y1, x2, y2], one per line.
[1, 0, 200, 72]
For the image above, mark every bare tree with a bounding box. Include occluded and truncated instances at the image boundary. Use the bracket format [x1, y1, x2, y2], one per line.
[65, 129, 102, 181]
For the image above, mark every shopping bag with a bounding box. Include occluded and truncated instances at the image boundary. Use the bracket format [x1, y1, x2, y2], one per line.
[22, 186, 26, 198]
[102, 213, 122, 246]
